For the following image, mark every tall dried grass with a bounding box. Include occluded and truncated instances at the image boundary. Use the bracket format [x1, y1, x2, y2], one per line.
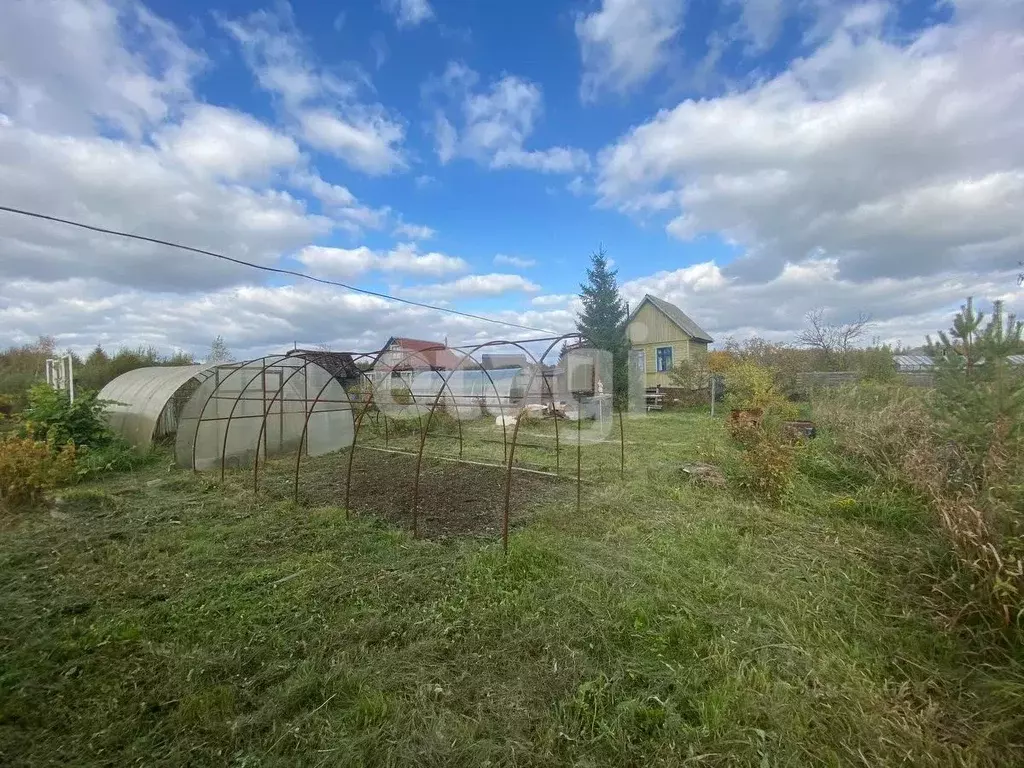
[815, 383, 1024, 628]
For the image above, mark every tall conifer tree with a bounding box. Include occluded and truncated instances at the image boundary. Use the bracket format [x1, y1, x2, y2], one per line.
[576, 247, 629, 404]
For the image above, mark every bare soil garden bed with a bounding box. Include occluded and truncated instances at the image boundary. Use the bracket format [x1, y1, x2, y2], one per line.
[259, 448, 569, 539]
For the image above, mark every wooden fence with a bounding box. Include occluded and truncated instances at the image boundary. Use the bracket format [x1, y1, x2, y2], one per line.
[794, 371, 935, 391]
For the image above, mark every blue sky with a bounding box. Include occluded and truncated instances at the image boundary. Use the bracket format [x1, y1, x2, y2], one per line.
[1, 0, 1022, 357]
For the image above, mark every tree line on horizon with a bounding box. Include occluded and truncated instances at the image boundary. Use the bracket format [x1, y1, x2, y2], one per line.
[0, 336, 233, 410]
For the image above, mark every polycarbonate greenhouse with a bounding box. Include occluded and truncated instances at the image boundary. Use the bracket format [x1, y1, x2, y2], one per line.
[174, 354, 355, 471]
[98, 364, 218, 449]
[370, 367, 525, 420]
[95, 333, 632, 553]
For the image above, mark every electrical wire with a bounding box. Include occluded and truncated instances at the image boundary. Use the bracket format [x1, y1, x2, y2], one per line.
[0, 204, 557, 335]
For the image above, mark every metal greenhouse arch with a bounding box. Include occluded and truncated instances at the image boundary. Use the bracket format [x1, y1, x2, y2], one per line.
[174, 354, 356, 474]
[179, 334, 627, 555]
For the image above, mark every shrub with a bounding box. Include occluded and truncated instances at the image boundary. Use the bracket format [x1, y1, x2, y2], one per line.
[853, 346, 897, 382]
[74, 440, 156, 480]
[729, 421, 800, 506]
[723, 360, 799, 422]
[0, 436, 76, 509]
[20, 384, 114, 449]
[719, 337, 809, 395]
[668, 357, 710, 390]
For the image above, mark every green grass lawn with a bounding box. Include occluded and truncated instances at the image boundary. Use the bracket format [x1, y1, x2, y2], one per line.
[1, 411, 1021, 766]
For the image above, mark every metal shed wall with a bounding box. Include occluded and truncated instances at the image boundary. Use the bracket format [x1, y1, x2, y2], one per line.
[99, 365, 217, 449]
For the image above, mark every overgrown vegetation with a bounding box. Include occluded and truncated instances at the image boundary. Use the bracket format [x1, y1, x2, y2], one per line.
[668, 333, 901, 406]
[20, 384, 115, 448]
[927, 299, 1023, 624]
[2, 281, 1023, 763]
[0, 383, 147, 513]
[0, 436, 76, 509]
[815, 298, 1024, 629]
[718, 358, 802, 506]
[1, 411, 1022, 766]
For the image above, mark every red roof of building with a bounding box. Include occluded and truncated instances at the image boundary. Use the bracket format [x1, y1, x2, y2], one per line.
[383, 337, 466, 370]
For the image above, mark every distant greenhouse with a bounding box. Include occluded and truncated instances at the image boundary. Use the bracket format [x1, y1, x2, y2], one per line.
[894, 353, 1024, 372]
[893, 354, 936, 372]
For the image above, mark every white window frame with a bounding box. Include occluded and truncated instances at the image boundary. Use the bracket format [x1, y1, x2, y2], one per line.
[655, 346, 673, 372]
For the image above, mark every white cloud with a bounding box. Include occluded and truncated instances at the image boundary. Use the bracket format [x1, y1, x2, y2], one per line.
[289, 169, 355, 207]
[298, 108, 405, 175]
[426, 63, 590, 173]
[576, 0, 685, 100]
[381, 0, 435, 28]
[0, 0, 202, 137]
[296, 243, 467, 279]
[728, 0, 788, 52]
[294, 245, 378, 279]
[492, 146, 592, 173]
[288, 169, 391, 234]
[432, 113, 459, 163]
[597, 2, 1024, 285]
[370, 32, 389, 69]
[222, 4, 407, 175]
[0, 276, 576, 359]
[531, 293, 574, 306]
[400, 273, 541, 300]
[462, 74, 541, 153]
[0, 115, 330, 293]
[392, 221, 437, 240]
[720, 1, 892, 58]
[219, 7, 334, 108]
[0, 0, 401, 300]
[155, 104, 300, 181]
[380, 243, 468, 276]
[494, 254, 536, 268]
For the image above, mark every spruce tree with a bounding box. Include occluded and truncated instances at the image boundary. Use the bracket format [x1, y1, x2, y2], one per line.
[576, 247, 629, 405]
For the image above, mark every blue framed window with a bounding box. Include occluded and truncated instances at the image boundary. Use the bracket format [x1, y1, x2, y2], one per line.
[656, 346, 673, 372]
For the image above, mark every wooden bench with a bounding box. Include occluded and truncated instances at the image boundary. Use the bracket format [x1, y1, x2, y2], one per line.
[644, 390, 664, 412]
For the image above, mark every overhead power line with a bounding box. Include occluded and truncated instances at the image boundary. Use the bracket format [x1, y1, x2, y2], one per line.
[0, 205, 557, 335]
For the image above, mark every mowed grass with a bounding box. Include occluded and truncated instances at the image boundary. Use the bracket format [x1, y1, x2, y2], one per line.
[1, 411, 1022, 766]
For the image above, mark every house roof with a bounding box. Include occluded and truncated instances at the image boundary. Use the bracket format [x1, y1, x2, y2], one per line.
[628, 294, 714, 343]
[383, 337, 466, 370]
[286, 350, 362, 381]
